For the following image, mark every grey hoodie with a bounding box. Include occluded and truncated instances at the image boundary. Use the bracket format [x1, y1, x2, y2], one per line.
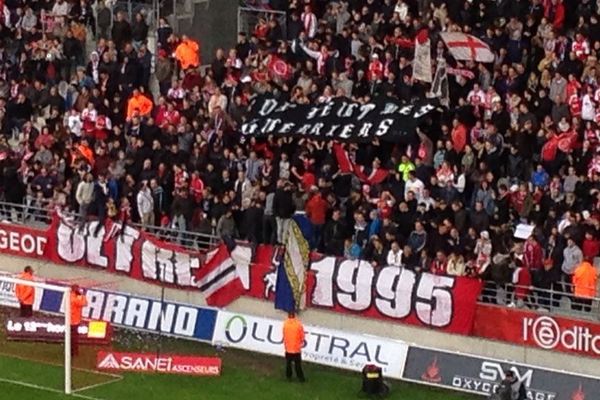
[562, 244, 583, 275]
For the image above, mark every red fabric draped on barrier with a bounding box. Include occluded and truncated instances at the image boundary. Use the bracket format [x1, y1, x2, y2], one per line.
[248, 247, 483, 335]
[43, 214, 205, 287]
[0, 216, 483, 334]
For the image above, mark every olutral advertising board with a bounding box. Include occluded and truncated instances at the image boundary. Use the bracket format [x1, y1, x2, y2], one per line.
[212, 311, 408, 379]
[402, 346, 600, 399]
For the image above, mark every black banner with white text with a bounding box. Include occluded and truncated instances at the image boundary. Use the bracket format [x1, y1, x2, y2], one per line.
[241, 96, 439, 143]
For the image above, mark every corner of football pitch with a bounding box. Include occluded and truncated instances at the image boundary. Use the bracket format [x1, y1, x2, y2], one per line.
[0, 316, 476, 400]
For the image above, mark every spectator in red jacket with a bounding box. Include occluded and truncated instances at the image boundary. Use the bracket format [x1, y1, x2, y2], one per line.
[305, 187, 329, 249]
[582, 231, 600, 260]
[430, 251, 448, 275]
[451, 118, 467, 153]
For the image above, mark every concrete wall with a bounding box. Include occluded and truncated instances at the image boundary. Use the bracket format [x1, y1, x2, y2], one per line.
[2, 254, 598, 378]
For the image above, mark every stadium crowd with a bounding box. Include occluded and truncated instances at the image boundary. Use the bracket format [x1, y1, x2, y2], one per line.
[0, 0, 599, 310]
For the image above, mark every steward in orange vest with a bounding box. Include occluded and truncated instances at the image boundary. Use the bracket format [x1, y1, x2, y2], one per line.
[572, 260, 598, 312]
[126, 88, 153, 121]
[70, 285, 88, 357]
[282, 312, 305, 382]
[174, 35, 200, 70]
[15, 266, 34, 317]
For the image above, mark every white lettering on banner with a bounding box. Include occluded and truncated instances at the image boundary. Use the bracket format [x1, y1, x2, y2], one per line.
[241, 120, 258, 135]
[97, 352, 221, 376]
[278, 122, 295, 134]
[339, 124, 354, 139]
[56, 222, 85, 262]
[311, 257, 455, 327]
[82, 290, 202, 337]
[0, 229, 46, 256]
[310, 259, 336, 307]
[309, 123, 324, 136]
[102, 293, 128, 324]
[53, 219, 194, 286]
[324, 124, 340, 137]
[414, 104, 436, 119]
[212, 311, 408, 379]
[123, 298, 149, 328]
[1, 279, 216, 342]
[479, 362, 534, 387]
[523, 316, 600, 355]
[415, 275, 454, 326]
[357, 104, 376, 120]
[115, 225, 139, 272]
[258, 99, 278, 116]
[336, 260, 374, 311]
[319, 103, 333, 118]
[86, 221, 108, 267]
[375, 119, 394, 136]
[357, 123, 373, 138]
[375, 267, 414, 319]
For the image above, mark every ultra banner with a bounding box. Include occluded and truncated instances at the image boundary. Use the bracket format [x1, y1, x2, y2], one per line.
[0, 220, 482, 335]
[474, 304, 600, 358]
[241, 95, 439, 143]
[43, 213, 203, 287]
[403, 346, 600, 399]
[212, 311, 408, 379]
[248, 250, 483, 335]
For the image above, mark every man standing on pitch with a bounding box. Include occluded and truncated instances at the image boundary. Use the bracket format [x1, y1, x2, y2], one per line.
[283, 312, 305, 382]
[70, 284, 88, 357]
[15, 266, 34, 317]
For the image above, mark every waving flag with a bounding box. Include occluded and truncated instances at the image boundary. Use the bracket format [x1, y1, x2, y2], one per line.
[440, 32, 494, 63]
[412, 29, 432, 83]
[275, 220, 310, 312]
[431, 58, 449, 107]
[333, 143, 389, 185]
[267, 54, 292, 82]
[194, 238, 252, 307]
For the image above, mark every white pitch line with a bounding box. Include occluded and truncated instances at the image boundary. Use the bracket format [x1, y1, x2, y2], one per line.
[0, 377, 105, 400]
[73, 375, 123, 394]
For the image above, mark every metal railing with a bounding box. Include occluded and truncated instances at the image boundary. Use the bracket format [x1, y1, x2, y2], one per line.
[237, 6, 287, 38]
[0, 199, 218, 250]
[1, 198, 599, 322]
[479, 281, 600, 321]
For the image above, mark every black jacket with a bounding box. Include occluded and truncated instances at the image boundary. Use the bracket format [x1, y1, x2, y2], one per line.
[273, 188, 294, 218]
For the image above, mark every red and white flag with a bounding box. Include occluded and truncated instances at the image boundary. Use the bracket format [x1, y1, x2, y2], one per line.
[440, 32, 494, 63]
[194, 240, 252, 307]
[333, 143, 389, 185]
[267, 54, 292, 82]
[412, 29, 432, 83]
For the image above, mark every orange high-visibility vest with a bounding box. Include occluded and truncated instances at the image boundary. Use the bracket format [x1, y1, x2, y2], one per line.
[573, 261, 598, 298]
[15, 272, 34, 306]
[126, 94, 153, 120]
[70, 292, 88, 326]
[175, 39, 200, 70]
[283, 317, 304, 354]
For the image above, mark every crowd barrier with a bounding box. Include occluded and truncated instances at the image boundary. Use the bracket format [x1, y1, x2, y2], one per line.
[2, 200, 600, 354]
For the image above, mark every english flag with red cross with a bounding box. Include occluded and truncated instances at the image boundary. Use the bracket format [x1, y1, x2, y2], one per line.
[439, 32, 495, 63]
